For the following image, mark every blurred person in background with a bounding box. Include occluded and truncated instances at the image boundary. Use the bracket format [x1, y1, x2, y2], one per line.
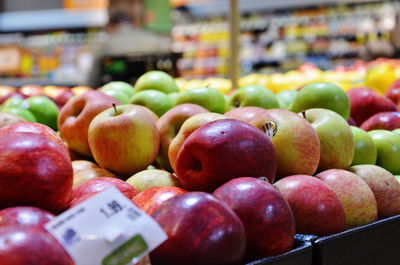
[86, 10, 172, 88]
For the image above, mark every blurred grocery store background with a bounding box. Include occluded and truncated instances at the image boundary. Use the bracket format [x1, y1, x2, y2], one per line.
[0, 0, 399, 88]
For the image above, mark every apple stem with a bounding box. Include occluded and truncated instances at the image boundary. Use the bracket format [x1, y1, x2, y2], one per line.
[112, 103, 118, 115]
[262, 121, 278, 140]
[302, 110, 306, 119]
[205, 83, 211, 88]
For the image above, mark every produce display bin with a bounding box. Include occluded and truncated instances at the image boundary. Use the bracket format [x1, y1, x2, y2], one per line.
[311, 214, 400, 265]
[245, 234, 315, 265]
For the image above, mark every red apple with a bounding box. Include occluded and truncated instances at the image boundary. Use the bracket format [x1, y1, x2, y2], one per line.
[132, 186, 186, 215]
[0, 132, 73, 213]
[0, 226, 74, 265]
[0, 92, 27, 105]
[88, 104, 159, 177]
[168, 112, 226, 173]
[0, 207, 54, 229]
[316, 169, 378, 228]
[73, 168, 117, 188]
[224, 106, 266, 123]
[72, 160, 99, 175]
[348, 116, 357, 126]
[150, 192, 246, 265]
[213, 177, 295, 260]
[347, 87, 397, 126]
[0, 122, 69, 159]
[385, 79, 400, 104]
[54, 90, 75, 107]
[274, 175, 346, 236]
[68, 177, 139, 208]
[19, 84, 44, 97]
[176, 119, 277, 192]
[156, 104, 208, 172]
[0, 85, 16, 100]
[43, 86, 69, 99]
[71, 85, 92, 96]
[58, 90, 119, 156]
[249, 108, 320, 179]
[349, 165, 400, 219]
[360, 112, 400, 131]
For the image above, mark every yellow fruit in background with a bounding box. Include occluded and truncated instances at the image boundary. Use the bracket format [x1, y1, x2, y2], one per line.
[203, 78, 232, 94]
[238, 73, 260, 87]
[185, 79, 205, 90]
[365, 64, 397, 94]
[395, 67, 400, 79]
[175, 78, 188, 91]
[269, 73, 286, 93]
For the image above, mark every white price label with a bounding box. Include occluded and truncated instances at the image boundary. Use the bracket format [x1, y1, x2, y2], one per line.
[45, 187, 167, 265]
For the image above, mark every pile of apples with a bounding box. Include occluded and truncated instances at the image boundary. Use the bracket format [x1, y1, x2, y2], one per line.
[2, 69, 400, 265]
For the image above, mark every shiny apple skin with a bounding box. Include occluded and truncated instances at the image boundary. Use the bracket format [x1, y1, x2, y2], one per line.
[275, 175, 346, 236]
[213, 177, 295, 260]
[0, 226, 74, 265]
[132, 186, 186, 215]
[150, 192, 246, 265]
[0, 132, 73, 213]
[176, 119, 277, 192]
[0, 207, 54, 229]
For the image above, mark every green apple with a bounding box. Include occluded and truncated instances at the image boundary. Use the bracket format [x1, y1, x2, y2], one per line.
[396, 175, 400, 184]
[292, 82, 350, 120]
[393, 128, 400, 137]
[224, 95, 233, 112]
[350, 126, 377, 166]
[100, 81, 134, 98]
[276, 90, 298, 110]
[126, 169, 182, 192]
[175, 87, 225, 114]
[1, 107, 36, 122]
[368, 130, 400, 175]
[134, 71, 179, 94]
[130, 90, 173, 117]
[2, 97, 29, 109]
[228, 84, 279, 110]
[302, 108, 354, 171]
[25, 96, 59, 130]
[168, 92, 179, 105]
[101, 89, 130, 104]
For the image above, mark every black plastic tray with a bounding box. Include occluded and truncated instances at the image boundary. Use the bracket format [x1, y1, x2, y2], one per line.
[310, 214, 400, 265]
[245, 234, 315, 265]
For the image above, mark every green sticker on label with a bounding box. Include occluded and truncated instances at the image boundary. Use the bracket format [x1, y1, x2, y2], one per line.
[102, 234, 148, 265]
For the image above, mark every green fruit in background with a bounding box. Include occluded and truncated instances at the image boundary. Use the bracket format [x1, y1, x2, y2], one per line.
[130, 90, 173, 117]
[2, 97, 29, 110]
[228, 84, 279, 110]
[100, 81, 134, 98]
[368, 130, 400, 175]
[134, 71, 179, 94]
[393, 128, 400, 137]
[350, 126, 377, 166]
[224, 95, 233, 112]
[101, 89, 130, 104]
[292, 82, 351, 120]
[2, 107, 36, 122]
[175, 87, 225, 114]
[276, 90, 298, 110]
[168, 92, 179, 105]
[25, 96, 59, 130]
[395, 175, 400, 184]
